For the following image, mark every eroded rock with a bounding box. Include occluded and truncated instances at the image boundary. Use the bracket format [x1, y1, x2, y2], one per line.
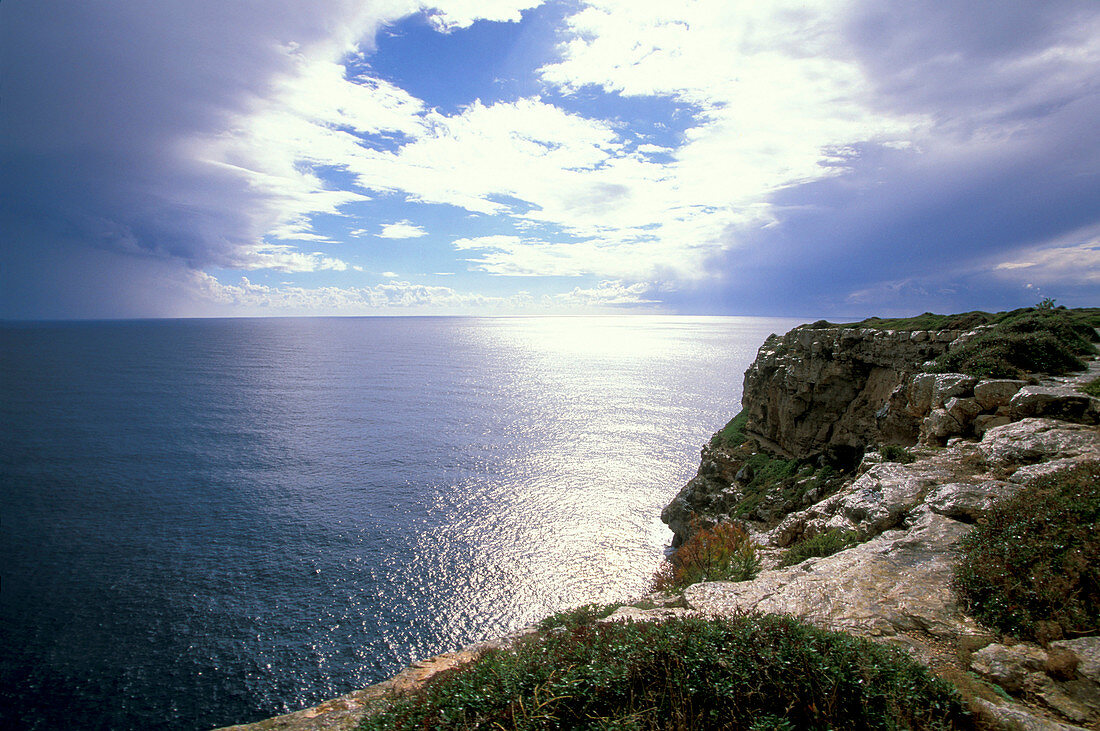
[971, 643, 1049, 693]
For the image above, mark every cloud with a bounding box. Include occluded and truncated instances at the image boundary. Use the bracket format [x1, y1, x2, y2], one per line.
[551, 280, 658, 307]
[3, 0, 1097, 318]
[993, 235, 1100, 287]
[425, 0, 545, 31]
[337, 1, 922, 282]
[191, 273, 650, 315]
[0, 0, 547, 317]
[377, 221, 428, 239]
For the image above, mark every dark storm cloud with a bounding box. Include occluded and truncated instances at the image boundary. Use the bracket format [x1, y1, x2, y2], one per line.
[0, 0, 379, 317]
[705, 0, 1100, 316]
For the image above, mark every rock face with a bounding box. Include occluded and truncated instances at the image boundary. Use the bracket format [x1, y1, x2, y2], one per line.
[667, 321, 1100, 730]
[739, 326, 964, 457]
[685, 421, 1100, 730]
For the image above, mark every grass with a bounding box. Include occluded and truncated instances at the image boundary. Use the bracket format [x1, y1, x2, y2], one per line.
[731, 454, 845, 521]
[879, 445, 915, 464]
[360, 613, 973, 730]
[808, 305, 1100, 334]
[952, 460, 1100, 642]
[778, 529, 859, 568]
[652, 521, 760, 591]
[538, 603, 622, 631]
[709, 410, 749, 449]
[928, 307, 1098, 379]
[1080, 376, 1100, 398]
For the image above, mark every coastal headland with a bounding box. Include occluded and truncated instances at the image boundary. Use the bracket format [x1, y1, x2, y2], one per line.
[219, 306, 1100, 731]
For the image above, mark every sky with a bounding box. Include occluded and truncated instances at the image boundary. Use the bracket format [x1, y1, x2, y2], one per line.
[2, 0, 1099, 319]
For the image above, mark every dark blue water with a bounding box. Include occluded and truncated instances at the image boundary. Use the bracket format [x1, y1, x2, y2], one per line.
[0, 316, 798, 730]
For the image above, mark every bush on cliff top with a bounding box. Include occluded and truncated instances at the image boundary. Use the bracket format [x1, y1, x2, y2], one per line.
[953, 461, 1100, 642]
[778, 528, 859, 568]
[928, 307, 1098, 379]
[652, 521, 759, 591]
[814, 305, 1100, 335]
[360, 613, 972, 730]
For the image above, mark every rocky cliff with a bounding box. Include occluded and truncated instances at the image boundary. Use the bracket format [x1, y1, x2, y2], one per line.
[740, 325, 965, 457]
[663, 321, 1100, 547]
[660, 317, 1100, 730]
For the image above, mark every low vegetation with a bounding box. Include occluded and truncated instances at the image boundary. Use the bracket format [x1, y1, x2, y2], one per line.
[732, 454, 846, 521]
[709, 409, 749, 449]
[652, 521, 759, 591]
[361, 613, 973, 730]
[928, 307, 1097, 378]
[806, 306, 1100, 379]
[778, 528, 859, 568]
[809, 304, 1100, 333]
[538, 603, 621, 631]
[1080, 376, 1100, 398]
[879, 444, 916, 464]
[953, 461, 1100, 642]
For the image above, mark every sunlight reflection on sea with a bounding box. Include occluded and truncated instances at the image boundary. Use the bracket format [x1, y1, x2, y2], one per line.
[0, 315, 800, 729]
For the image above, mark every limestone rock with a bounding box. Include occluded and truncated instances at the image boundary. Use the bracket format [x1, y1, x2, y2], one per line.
[907, 373, 937, 415]
[1025, 672, 1100, 725]
[978, 418, 1100, 467]
[945, 396, 982, 427]
[974, 379, 1027, 410]
[920, 408, 964, 444]
[601, 606, 697, 623]
[1010, 386, 1100, 425]
[931, 374, 978, 409]
[687, 508, 982, 641]
[974, 414, 1012, 437]
[1051, 638, 1100, 684]
[970, 643, 1049, 693]
[1009, 456, 1100, 485]
[926, 480, 1019, 521]
[740, 327, 961, 458]
[971, 696, 1091, 731]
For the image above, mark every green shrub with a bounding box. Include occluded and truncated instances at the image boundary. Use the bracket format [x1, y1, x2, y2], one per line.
[652, 521, 760, 591]
[710, 410, 749, 449]
[930, 308, 1096, 378]
[779, 529, 859, 568]
[1080, 376, 1100, 398]
[732, 454, 845, 521]
[953, 461, 1100, 641]
[879, 445, 915, 464]
[360, 614, 972, 730]
[538, 603, 621, 631]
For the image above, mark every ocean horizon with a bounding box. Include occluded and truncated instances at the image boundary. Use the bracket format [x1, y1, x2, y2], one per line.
[1, 315, 802, 730]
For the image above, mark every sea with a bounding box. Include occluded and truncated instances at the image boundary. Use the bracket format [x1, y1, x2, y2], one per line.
[0, 315, 801, 730]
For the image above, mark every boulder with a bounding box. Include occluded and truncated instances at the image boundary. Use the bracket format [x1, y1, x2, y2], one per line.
[974, 379, 1027, 411]
[978, 418, 1100, 467]
[920, 408, 963, 444]
[974, 414, 1011, 437]
[970, 643, 1048, 693]
[1010, 386, 1100, 425]
[907, 373, 936, 415]
[931, 374, 978, 409]
[925, 480, 1019, 521]
[1051, 638, 1100, 684]
[944, 396, 982, 429]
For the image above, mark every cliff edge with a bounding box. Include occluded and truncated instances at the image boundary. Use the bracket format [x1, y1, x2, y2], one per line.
[662, 308, 1100, 729]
